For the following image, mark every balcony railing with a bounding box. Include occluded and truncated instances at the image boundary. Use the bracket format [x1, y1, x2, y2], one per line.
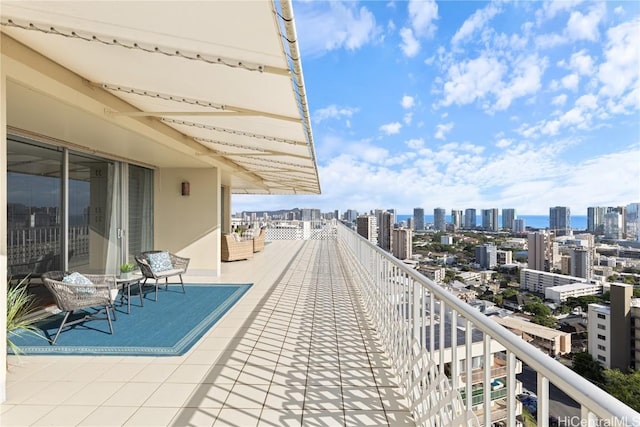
[329, 221, 638, 426]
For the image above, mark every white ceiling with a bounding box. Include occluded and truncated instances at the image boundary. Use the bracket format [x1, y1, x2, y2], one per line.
[1, 1, 320, 195]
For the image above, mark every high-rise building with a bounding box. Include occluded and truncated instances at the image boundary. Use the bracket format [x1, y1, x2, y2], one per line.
[528, 232, 545, 271]
[413, 207, 425, 232]
[626, 203, 640, 241]
[475, 244, 497, 269]
[376, 210, 393, 251]
[392, 228, 412, 260]
[464, 208, 476, 229]
[434, 208, 446, 232]
[301, 208, 321, 221]
[451, 209, 463, 230]
[345, 209, 358, 224]
[356, 215, 378, 245]
[386, 209, 397, 228]
[481, 208, 499, 231]
[570, 247, 592, 280]
[550, 206, 571, 236]
[587, 207, 606, 234]
[588, 284, 638, 371]
[604, 210, 624, 240]
[513, 218, 526, 234]
[502, 208, 516, 231]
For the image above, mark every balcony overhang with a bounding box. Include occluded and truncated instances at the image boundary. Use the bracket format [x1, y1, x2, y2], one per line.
[0, 0, 320, 195]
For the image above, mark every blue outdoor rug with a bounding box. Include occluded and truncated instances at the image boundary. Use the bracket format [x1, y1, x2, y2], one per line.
[9, 284, 251, 356]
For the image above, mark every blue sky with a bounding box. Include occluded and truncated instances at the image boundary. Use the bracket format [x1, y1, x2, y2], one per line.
[233, 0, 640, 216]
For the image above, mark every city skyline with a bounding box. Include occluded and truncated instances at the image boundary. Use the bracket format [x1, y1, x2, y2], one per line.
[232, 0, 640, 215]
[235, 202, 638, 218]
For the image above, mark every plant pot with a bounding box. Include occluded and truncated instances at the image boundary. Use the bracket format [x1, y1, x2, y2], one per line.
[120, 272, 132, 280]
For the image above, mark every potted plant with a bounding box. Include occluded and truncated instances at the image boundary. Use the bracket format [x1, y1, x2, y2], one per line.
[119, 262, 136, 279]
[7, 277, 45, 364]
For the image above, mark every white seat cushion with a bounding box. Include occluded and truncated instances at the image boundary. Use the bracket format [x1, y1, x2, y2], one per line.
[152, 268, 184, 278]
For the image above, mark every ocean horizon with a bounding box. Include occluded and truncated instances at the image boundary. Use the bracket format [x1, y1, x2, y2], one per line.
[396, 214, 588, 231]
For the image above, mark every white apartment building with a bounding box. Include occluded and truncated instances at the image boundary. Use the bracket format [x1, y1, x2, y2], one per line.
[419, 265, 446, 283]
[588, 303, 612, 368]
[545, 283, 602, 303]
[520, 268, 588, 294]
[441, 235, 454, 245]
[496, 249, 513, 265]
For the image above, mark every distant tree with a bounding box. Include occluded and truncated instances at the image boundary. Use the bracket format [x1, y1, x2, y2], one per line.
[493, 294, 503, 306]
[602, 369, 640, 412]
[502, 288, 519, 298]
[634, 288, 640, 298]
[524, 302, 551, 317]
[572, 352, 604, 384]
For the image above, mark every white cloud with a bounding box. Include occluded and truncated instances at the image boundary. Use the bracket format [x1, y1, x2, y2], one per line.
[451, 3, 501, 46]
[401, 95, 415, 109]
[399, 27, 420, 57]
[561, 74, 580, 91]
[493, 55, 547, 111]
[313, 105, 358, 124]
[295, 2, 381, 57]
[434, 122, 454, 140]
[566, 4, 605, 42]
[379, 122, 402, 135]
[495, 138, 512, 148]
[537, 0, 585, 22]
[403, 112, 413, 125]
[405, 138, 425, 150]
[569, 50, 595, 76]
[552, 94, 568, 106]
[408, 0, 438, 38]
[575, 94, 598, 110]
[535, 33, 568, 49]
[441, 55, 506, 107]
[598, 18, 640, 100]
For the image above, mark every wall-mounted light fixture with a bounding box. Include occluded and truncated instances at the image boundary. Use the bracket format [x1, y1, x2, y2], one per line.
[181, 181, 190, 196]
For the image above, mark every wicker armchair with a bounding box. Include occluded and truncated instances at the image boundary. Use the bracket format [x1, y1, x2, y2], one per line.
[252, 227, 266, 253]
[221, 233, 254, 261]
[41, 271, 118, 345]
[135, 251, 189, 301]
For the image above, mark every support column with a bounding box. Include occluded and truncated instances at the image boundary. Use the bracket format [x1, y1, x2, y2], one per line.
[1, 43, 9, 403]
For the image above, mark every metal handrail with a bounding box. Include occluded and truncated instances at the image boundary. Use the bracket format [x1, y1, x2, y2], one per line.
[335, 221, 639, 426]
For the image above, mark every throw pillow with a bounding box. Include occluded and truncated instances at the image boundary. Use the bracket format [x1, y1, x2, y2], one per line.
[63, 272, 95, 296]
[231, 232, 241, 242]
[148, 251, 173, 272]
[62, 272, 92, 285]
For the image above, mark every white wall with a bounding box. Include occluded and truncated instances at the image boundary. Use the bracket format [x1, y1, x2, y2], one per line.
[155, 168, 221, 277]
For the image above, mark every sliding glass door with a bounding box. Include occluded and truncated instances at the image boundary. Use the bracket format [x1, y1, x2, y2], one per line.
[7, 140, 63, 278]
[67, 152, 120, 273]
[6, 136, 154, 277]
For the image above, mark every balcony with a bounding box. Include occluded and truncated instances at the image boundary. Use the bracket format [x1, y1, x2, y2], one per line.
[2, 221, 638, 426]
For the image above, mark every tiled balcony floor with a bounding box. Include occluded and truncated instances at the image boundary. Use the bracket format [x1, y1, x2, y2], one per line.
[2, 240, 414, 426]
